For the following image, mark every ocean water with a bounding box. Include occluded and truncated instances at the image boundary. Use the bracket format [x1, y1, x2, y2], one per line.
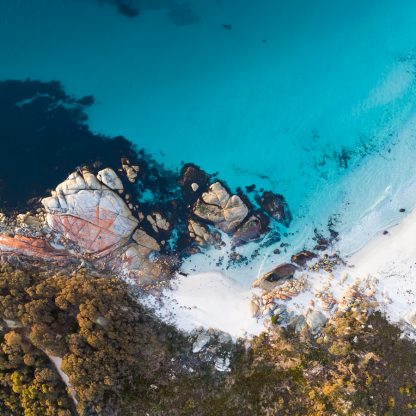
[2, 0, 416, 270]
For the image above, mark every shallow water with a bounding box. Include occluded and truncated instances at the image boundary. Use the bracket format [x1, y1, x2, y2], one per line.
[2, 0, 416, 267]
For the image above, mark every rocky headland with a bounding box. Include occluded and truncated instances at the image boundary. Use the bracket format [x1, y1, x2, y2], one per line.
[3, 80, 416, 416]
[0, 79, 375, 341]
[0, 158, 292, 285]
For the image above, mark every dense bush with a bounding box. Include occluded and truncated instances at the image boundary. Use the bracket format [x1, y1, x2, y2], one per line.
[0, 263, 179, 415]
[1, 261, 416, 415]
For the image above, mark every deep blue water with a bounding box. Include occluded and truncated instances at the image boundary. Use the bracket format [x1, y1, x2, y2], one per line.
[2, 0, 416, 259]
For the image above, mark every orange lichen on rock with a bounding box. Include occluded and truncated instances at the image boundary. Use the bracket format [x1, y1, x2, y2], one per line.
[0, 234, 68, 262]
[42, 170, 139, 258]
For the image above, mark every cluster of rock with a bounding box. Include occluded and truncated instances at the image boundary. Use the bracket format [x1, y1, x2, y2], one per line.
[0, 159, 293, 289]
[190, 328, 233, 372]
[179, 163, 292, 251]
[307, 253, 344, 273]
[338, 280, 377, 312]
[0, 165, 173, 284]
[250, 250, 376, 334]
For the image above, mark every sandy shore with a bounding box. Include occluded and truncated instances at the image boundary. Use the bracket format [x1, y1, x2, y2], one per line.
[153, 272, 264, 339]
[147, 208, 416, 340]
[348, 208, 416, 329]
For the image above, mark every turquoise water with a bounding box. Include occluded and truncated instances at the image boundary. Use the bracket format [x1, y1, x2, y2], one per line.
[2, 0, 416, 255]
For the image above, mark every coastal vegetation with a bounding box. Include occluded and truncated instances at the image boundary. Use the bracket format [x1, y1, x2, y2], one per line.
[0, 261, 416, 415]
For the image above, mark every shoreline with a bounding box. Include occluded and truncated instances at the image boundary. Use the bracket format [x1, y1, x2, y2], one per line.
[349, 207, 416, 330]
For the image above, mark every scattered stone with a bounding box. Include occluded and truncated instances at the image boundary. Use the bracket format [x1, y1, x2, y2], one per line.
[16, 213, 43, 231]
[261, 277, 308, 303]
[121, 158, 140, 183]
[315, 291, 336, 311]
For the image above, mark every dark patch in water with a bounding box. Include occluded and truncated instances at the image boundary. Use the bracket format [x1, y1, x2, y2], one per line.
[97, 0, 174, 17]
[0, 80, 143, 211]
[168, 2, 199, 26]
[96, 0, 200, 26]
[0, 80, 196, 254]
[0, 80, 296, 259]
[116, 1, 140, 17]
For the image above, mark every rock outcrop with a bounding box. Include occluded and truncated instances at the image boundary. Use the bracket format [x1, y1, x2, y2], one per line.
[146, 212, 170, 234]
[193, 182, 249, 233]
[0, 234, 69, 263]
[188, 219, 213, 247]
[252, 263, 297, 291]
[96, 168, 124, 192]
[0, 167, 166, 283]
[42, 169, 139, 258]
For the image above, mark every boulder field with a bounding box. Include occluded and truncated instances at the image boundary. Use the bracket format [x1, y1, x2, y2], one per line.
[0, 160, 292, 287]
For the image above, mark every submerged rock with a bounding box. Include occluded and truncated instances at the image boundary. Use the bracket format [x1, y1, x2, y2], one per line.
[255, 191, 292, 227]
[232, 213, 268, 246]
[179, 163, 210, 204]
